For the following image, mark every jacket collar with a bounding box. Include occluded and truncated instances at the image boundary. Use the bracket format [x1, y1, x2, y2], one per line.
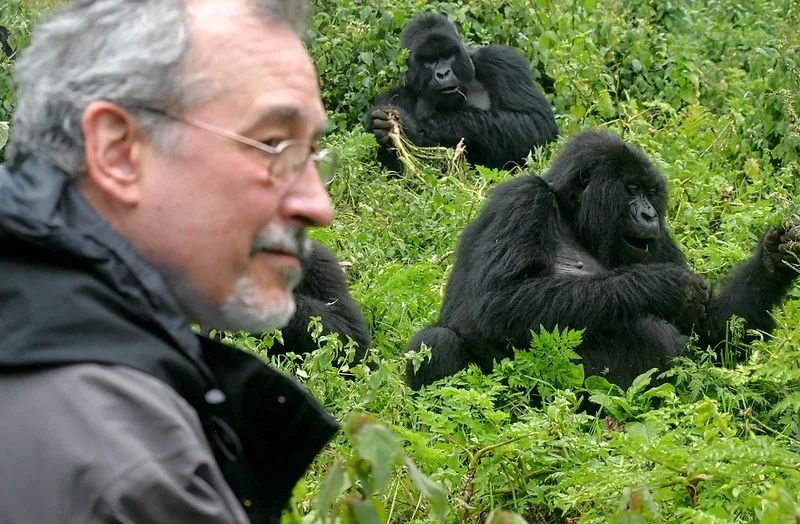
[0, 155, 206, 362]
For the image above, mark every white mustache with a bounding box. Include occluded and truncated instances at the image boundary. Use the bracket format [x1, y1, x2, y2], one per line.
[250, 228, 311, 259]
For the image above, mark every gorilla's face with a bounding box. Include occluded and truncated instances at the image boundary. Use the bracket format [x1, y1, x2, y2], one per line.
[407, 38, 475, 111]
[581, 173, 667, 268]
[614, 180, 665, 262]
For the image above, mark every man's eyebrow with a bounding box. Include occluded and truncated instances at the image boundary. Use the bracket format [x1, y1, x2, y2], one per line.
[244, 105, 328, 137]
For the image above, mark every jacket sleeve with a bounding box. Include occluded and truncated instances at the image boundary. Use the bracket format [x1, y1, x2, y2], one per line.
[93, 446, 249, 523]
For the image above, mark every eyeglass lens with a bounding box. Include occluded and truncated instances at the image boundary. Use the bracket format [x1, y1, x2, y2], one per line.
[271, 143, 337, 186]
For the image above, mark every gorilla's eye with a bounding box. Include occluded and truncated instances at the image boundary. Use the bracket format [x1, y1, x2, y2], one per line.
[625, 183, 639, 195]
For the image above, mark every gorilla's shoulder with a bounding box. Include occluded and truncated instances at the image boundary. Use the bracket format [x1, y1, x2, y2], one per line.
[489, 174, 554, 204]
[469, 174, 558, 231]
[472, 44, 527, 62]
[471, 44, 532, 71]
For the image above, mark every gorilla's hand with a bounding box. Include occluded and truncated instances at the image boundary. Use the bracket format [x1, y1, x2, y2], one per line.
[368, 108, 400, 145]
[677, 273, 710, 328]
[763, 217, 800, 274]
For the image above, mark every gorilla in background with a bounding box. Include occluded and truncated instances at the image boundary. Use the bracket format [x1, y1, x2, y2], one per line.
[406, 129, 800, 390]
[0, 26, 12, 58]
[204, 241, 370, 364]
[365, 13, 558, 173]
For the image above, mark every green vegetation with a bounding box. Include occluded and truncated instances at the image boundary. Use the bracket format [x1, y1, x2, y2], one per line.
[3, 0, 800, 522]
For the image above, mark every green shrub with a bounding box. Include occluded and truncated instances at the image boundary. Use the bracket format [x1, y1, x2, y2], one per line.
[6, 0, 800, 521]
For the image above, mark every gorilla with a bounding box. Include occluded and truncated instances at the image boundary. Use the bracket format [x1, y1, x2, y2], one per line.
[406, 129, 800, 390]
[205, 241, 370, 364]
[365, 13, 558, 173]
[0, 26, 11, 58]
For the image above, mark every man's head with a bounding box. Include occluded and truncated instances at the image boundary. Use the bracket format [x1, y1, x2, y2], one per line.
[8, 0, 334, 332]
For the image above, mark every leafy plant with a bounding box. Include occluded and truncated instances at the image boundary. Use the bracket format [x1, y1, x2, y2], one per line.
[9, 0, 800, 521]
[0, 121, 8, 152]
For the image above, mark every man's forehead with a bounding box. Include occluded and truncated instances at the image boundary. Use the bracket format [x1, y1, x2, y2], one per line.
[186, 0, 255, 30]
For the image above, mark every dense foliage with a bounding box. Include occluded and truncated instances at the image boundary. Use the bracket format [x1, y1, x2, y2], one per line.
[2, 0, 800, 522]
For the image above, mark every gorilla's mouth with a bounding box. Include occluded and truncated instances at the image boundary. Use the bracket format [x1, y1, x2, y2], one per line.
[440, 86, 460, 95]
[623, 236, 651, 252]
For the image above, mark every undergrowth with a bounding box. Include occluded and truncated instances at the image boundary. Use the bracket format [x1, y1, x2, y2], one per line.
[2, 0, 800, 522]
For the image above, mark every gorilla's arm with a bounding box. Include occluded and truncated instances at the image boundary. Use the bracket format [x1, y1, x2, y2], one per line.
[364, 86, 416, 172]
[699, 223, 800, 347]
[441, 176, 694, 346]
[470, 45, 559, 146]
[270, 242, 370, 363]
[472, 266, 692, 346]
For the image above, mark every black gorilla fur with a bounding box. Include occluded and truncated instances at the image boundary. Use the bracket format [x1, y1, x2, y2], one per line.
[270, 241, 370, 362]
[204, 241, 370, 363]
[365, 13, 558, 172]
[0, 26, 12, 58]
[406, 129, 800, 390]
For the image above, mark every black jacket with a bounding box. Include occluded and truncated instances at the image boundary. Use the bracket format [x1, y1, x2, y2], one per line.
[0, 156, 339, 523]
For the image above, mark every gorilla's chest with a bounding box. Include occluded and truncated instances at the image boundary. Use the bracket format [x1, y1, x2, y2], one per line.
[553, 225, 604, 276]
[465, 80, 491, 110]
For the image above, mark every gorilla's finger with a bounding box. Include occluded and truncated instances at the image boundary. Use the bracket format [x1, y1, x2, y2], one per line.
[371, 119, 394, 130]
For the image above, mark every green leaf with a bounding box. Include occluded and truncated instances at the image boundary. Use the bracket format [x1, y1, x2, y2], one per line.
[756, 487, 798, 523]
[485, 508, 529, 524]
[314, 461, 348, 520]
[403, 456, 448, 521]
[538, 31, 558, 50]
[640, 383, 675, 401]
[0, 122, 8, 151]
[627, 368, 658, 398]
[351, 423, 403, 494]
[344, 499, 383, 524]
[585, 375, 625, 397]
[359, 51, 373, 66]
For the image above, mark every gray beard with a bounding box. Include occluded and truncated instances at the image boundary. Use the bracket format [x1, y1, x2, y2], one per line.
[218, 271, 300, 332]
[155, 228, 311, 332]
[158, 264, 301, 333]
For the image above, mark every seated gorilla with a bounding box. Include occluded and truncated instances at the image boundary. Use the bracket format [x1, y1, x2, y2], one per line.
[204, 241, 370, 364]
[365, 13, 558, 172]
[406, 129, 800, 390]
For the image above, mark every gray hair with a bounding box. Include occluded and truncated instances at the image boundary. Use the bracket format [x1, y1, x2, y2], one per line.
[6, 0, 309, 176]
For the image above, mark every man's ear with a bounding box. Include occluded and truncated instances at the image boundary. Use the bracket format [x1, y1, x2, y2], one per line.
[81, 101, 145, 206]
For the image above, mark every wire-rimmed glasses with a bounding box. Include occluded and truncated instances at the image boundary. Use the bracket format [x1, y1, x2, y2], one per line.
[139, 107, 337, 187]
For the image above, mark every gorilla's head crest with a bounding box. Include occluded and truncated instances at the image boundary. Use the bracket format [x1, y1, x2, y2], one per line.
[401, 13, 460, 50]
